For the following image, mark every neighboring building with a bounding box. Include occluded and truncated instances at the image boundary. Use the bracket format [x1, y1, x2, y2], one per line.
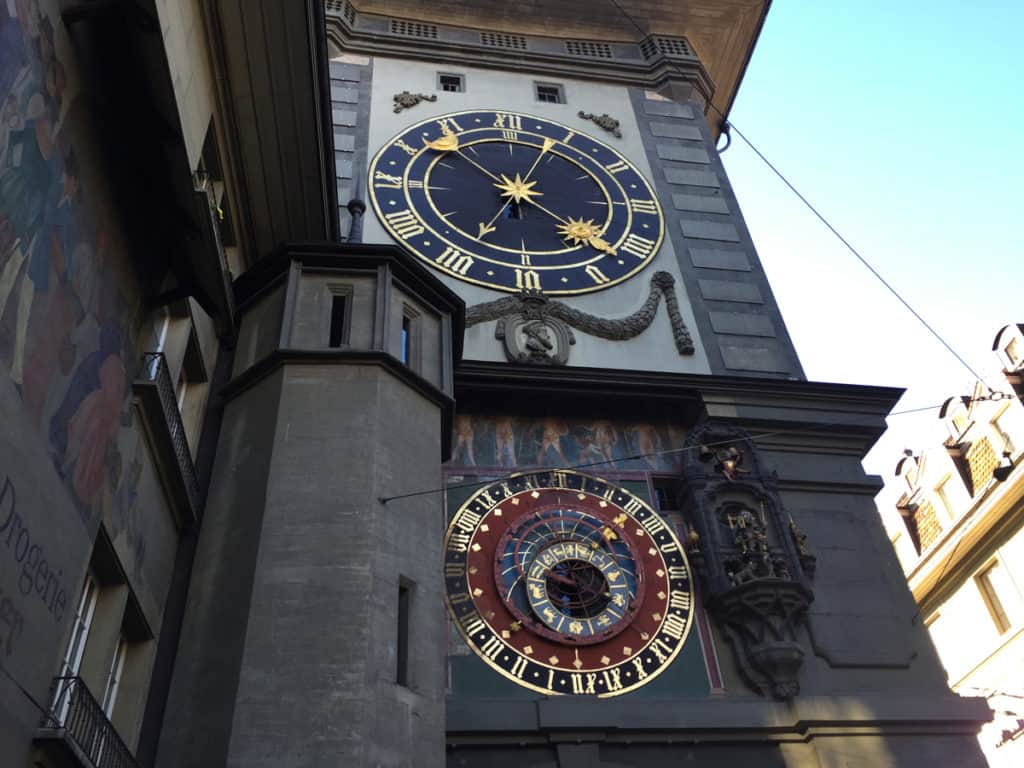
[886, 323, 1024, 768]
[0, 2, 989, 767]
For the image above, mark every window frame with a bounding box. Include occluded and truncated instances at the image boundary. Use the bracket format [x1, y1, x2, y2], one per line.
[975, 560, 1012, 635]
[534, 81, 565, 104]
[53, 573, 99, 723]
[437, 72, 465, 93]
[400, 304, 422, 371]
[326, 283, 354, 348]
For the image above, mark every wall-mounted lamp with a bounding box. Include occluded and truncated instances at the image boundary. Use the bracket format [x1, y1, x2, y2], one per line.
[993, 451, 1015, 483]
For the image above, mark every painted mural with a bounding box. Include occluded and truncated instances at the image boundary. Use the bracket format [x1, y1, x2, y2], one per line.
[450, 414, 687, 472]
[0, 0, 152, 609]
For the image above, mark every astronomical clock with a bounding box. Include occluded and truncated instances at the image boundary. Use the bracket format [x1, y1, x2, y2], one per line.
[368, 110, 665, 294]
[442, 470, 693, 697]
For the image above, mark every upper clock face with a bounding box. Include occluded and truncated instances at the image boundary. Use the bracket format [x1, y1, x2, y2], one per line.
[368, 110, 665, 295]
[444, 469, 694, 697]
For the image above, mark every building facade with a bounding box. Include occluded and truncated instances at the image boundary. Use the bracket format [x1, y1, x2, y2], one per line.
[886, 323, 1024, 768]
[0, 1, 990, 767]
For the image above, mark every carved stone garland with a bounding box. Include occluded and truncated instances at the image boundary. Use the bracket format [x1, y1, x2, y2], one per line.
[578, 111, 623, 138]
[680, 422, 816, 699]
[393, 91, 437, 113]
[466, 270, 694, 365]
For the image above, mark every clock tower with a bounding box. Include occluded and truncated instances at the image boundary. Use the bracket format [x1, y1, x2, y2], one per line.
[150, 3, 990, 768]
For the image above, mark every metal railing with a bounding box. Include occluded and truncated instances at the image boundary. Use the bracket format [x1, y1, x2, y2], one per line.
[138, 352, 201, 516]
[41, 676, 139, 768]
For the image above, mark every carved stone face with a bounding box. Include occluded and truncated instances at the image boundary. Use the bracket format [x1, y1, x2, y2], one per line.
[503, 315, 572, 365]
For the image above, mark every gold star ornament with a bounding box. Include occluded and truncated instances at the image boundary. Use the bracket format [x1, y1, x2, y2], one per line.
[494, 173, 543, 205]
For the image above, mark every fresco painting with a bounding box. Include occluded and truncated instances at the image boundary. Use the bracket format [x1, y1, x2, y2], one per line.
[450, 414, 687, 472]
[0, 0, 149, 581]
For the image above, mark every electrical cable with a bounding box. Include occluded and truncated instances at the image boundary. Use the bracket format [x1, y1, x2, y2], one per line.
[604, 0, 992, 388]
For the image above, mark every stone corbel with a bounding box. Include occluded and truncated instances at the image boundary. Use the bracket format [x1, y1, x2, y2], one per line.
[709, 580, 812, 700]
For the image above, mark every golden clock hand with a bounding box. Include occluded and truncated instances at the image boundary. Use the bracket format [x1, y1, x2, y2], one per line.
[518, 137, 556, 186]
[478, 169, 547, 239]
[554, 216, 618, 257]
[454, 149, 503, 183]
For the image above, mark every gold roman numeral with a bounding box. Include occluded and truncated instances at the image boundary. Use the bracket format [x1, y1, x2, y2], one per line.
[406, 180, 424, 189]
[460, 613, 486, 636]
[620, 233, 656, 259]
[444, 563, 465, 579]
[632, 657, 648, 680]
[502, 130, 519, 142]
[436, 246, 473, 275]
[437, 117, 463, 133]
[584, 265, 610, 284]
[453, 508, 482, 533]
[605, 159, 629, 174]
[648, 638, 672, 664]
[393, 139, 418, 156]
[509, 656, 528, 679]
[384, 209, 425, 239]
[515, 268, 541, 290]
[629, 199, 658, 214]
[373, 171, 402, 189]
[661, 613, 687, 640]
[562, 130, 576, 143]
[570, 673, 597, 694]
[480, 634, 504, 660]
[447, 531, 470, 553]
[669, 591, 691, 611]
[493, 112, 523, 130]
[641, 513, 667, 536]
[668, 565, 688, 581]
[601, 668, 624, 692]
[623, 498, 643, 515]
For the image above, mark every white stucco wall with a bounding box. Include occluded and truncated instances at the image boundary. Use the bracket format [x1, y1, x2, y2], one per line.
[363, 57, 711, 375]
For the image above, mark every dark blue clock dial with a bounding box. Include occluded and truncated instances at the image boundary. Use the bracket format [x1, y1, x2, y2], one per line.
[368, 110, 665, 295]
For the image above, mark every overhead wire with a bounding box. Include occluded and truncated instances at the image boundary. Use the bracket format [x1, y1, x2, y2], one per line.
[603, 0, 993, 388]
[378, 398, 974, 504]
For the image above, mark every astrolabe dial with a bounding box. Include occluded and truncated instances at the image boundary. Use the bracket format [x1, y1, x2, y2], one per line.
[368, 110, 665, 295]
[444, 470, 694, 697]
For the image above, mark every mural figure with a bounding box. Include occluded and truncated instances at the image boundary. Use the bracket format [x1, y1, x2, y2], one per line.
[494, 416, 516, 467]
[452, 415, 476, 467]
[0, 1, 145, 570]
[538, 419, 569, 465]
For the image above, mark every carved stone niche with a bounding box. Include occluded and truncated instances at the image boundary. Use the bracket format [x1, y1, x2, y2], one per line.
[680, 421, 816, 699]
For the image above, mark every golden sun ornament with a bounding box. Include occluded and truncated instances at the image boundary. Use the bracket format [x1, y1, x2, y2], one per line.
[494, 173, 543, 205]
[556, 217, 618, 256]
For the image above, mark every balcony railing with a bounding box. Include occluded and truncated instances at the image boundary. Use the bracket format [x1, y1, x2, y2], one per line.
[38, 676, 139, 768]
[133, 352, 201, 523]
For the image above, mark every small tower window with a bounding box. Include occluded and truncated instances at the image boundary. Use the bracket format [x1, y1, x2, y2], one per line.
[535, 82, 565, 104]
[325, 284, 353, 348]
[329, 295, 348, 348]
[397, 579, 412, 686]
[438, 73, 464, 93]
[400, 305, 421, 370]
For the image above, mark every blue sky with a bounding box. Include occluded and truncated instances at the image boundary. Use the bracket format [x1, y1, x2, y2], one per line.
[720, 1, 1024, 489]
